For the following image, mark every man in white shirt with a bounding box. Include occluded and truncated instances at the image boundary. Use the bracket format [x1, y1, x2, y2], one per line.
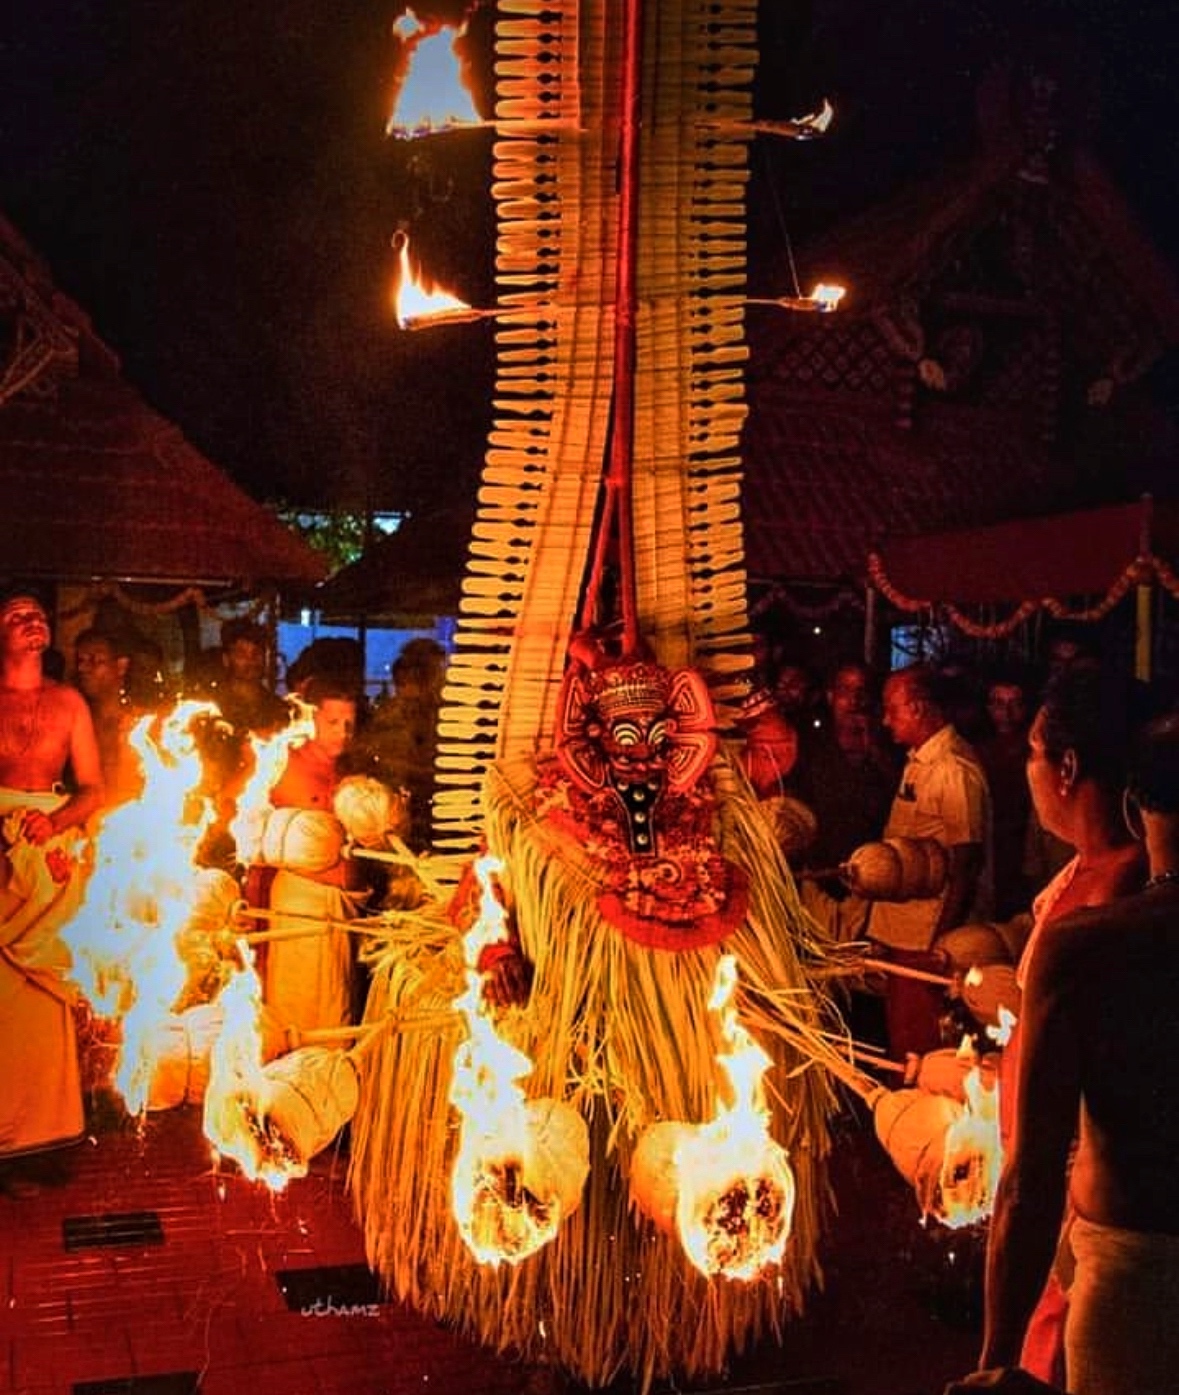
[869, 663, 992, 1053]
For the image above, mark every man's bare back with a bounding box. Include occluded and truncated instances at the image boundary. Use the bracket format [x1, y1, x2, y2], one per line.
[1030, 882, 1179, 1235]
[955, 713, 1179, 1389]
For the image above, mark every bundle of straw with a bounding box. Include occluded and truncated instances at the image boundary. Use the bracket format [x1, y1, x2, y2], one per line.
[351, 752, 850, 1390]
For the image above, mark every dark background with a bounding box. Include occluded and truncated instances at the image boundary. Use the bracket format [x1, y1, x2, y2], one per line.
[1, 0, 1175, 512]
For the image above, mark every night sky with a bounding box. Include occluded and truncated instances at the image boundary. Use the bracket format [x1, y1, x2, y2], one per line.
[1, 1, 1176, 511]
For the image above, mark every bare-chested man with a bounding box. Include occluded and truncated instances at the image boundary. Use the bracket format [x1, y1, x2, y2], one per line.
[947, 712, 1179, 1395]
[0, 591, 103, 1195]
[74, 627, 144, 809]
[0, 593, 103, 833]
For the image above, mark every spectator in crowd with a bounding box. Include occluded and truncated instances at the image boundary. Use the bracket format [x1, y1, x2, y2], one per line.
[795, 660, 898, 874]
[827, 660, 872, 725]
[0, 592, 103, 838]
[351, 638, 447, 850]
[0, 590, 103, 1196]
[801, 661, 991, 1055]
[773, 659, 819, 733]
[865, 663, 992, 1055]
[285, 637, 366, 709]
[122, 633, 171, 710]
[195, 618, 290, 866]
[211, 617, 289, 738]
[948, 664, 1145, 1388]
[73, 627, 144, 809]
[977, 665, 1036, 920]
[942, 667, 1143, 983]
[1044, 626, 1099, 682]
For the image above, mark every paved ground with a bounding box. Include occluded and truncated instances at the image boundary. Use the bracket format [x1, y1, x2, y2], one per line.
[1, 1092, 982, 1395]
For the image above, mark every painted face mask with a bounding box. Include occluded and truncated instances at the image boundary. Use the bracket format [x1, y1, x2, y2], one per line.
[545, 648, 744, 949]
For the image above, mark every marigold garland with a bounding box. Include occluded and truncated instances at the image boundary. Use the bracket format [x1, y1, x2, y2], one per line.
[59, 580, 270, 624]
[867, 550, 1178, 640]
[751, 582, 865, 624]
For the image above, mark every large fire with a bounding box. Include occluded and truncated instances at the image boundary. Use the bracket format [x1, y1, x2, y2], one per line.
[67, 702, 222, 1113]
[60, 692, 362, 1192]
[448, 855, 589, 1265]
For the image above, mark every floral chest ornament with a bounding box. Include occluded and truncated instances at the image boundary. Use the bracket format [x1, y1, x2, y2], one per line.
[540, 654, 747, 950]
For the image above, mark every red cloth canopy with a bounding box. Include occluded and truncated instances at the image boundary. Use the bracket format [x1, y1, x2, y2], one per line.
[874, 498, 1179, 605]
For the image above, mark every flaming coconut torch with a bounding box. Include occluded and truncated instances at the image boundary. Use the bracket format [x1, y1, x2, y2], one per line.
[448, 855, 589, 1264]
[630, 955, 796, 1279]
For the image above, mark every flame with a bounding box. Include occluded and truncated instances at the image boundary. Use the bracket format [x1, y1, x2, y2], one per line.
[392, 232, 473, 330]
[56, 690, 354, 1188]
[749, 283, 848, 315]
[62, 695, 321, 1178]
[935, 1046, 1003, 1229]
[387, 8, 480, 137]
[66, 702, 223, 1113]
[672, 956, 796, 1280]
[227, 699, 316, 860]
[806, 98, 835, 135]
[988, 1004, 1018, 1049]
[202, 964, 305, 1190]
[447, 855, 567, 1265]
[809, 283, 845, 311]
[197, 702, 356, 1191]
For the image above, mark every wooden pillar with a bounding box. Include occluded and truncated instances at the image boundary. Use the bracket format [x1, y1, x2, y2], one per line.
[864, 584, 878, 668]
[1135, 582, 1152, 683]
[1135, 495, 1154, 683]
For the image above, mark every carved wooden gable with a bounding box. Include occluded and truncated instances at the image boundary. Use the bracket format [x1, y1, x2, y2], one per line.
[741, 55, 1179, 585]
[888, 173, 1169, 443]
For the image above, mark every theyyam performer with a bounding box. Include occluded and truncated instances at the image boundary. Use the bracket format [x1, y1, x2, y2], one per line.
[0, 589, 103, 1190]
[349, 3, 851, 1388]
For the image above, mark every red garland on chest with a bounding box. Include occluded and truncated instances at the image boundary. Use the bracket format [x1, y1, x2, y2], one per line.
[532, 764, 747, 949]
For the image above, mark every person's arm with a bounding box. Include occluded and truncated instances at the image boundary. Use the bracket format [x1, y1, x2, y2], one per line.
[935, 841, 984, 935]
[977, 921, 1080, 1368]
[55, 687, 104, 832]
[22, 687, 104, 843]
[934, 754, 989, 934]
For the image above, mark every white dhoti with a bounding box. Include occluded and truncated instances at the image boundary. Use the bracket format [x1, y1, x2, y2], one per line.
[262, 870, 356, 1033]
[0, 789, 88, 1158]
[1065, 1215, 1179, 1394]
